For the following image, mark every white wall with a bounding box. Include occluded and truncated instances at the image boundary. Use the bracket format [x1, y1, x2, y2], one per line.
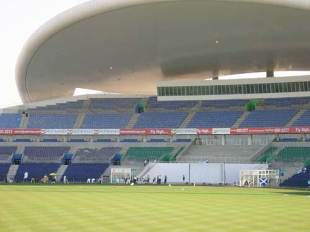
[143, 162, 268, 184]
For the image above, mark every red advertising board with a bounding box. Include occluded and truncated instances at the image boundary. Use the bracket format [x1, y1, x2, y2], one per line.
[230, 127, 310, 135]
[120, 128, 172, 136]
[197, 128, 213, 135]
[1, 127, 310, 136]
[0, 128, 42, 135]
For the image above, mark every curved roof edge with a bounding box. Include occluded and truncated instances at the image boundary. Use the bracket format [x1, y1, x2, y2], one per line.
[15, 0, 310, 103]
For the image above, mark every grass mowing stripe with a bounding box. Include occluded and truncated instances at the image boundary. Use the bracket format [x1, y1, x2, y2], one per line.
[0, 185, 309, 232]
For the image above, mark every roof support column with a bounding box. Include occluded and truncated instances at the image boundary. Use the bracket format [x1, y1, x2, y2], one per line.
[266, 68, 274, 78]
[212, 70, 219, 80]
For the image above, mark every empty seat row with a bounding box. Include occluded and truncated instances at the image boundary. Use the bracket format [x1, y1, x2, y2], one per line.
[240, 109, 296, 128]
[187, 111, 242, 128]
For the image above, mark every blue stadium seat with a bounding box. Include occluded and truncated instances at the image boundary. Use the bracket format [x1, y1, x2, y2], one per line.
[240, 109, 296, 128]
[201, 100, 248, 108]
[264, 97, 309, 106]
[292, 110, 310, 126]
[281, 168, 310, 187]
[0, 113, 21, 128]
[35, 100, 84, 110]
[0, 146, 17, 163]
[28, 113, 77, 129]
[63, 163, 109, 182]
[74, 147, 120, 163]
[81, 113, 132, 128]
[24, 147, 70, 162]
[15, 163, 60, 182]
[0, 163, 10, 181]
[134, 112, 188, 128]
[187, 111, 242, 128]
[90, 98, 141, 109]
[147, 97, 197, 109]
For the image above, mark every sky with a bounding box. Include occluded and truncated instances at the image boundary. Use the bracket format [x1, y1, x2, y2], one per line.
[0, 0, 310, 109]
[0, 0, 88, 108]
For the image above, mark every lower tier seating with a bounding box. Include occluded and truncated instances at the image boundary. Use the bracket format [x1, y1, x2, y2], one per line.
[63, 163, 109, 182]
[23, 146, 70, 162]
[73, 147, 120, 163]
[281, 168, 310, 187]
[125, 147, 174, 161]
[0, 146, 17, 162]
[276, 147, 310, 162]
[0, 163, 10, 181]
[256, 147, 278, 163]
[178, 145, 262, 163]
[15, 163, 60, 182]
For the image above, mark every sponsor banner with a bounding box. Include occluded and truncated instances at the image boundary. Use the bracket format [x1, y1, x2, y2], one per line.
[212, 128, 230, 135]
[120, 129, 147, 135]
[290, 127, 310, 133]
[197, 128, 213, 135]
[0, 128, 42, 135]
[120, 128, 172, 136]
[71, 129, 95, 135]
[42, 129, 120, 135]
[3, 127, 310, 136]
[230, 127, 306, 135]
[146, 129, 172, 135]
[42, 129, 68, 135]
[174, 128, 197, 135]
[97, 129, 120, 135]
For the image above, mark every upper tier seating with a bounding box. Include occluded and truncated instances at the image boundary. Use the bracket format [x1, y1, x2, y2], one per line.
[292, 110, 310, 126]
[0, 163, 10, 181]
[23, 146, 70, 162]
[264, 97, 309, 106]
[90, 98, 141, 109]
[276, 147, 310, 162]
[35, 100, 84, 110]
[63, 163, 109, 182]
[240, 109, 296, 128]
[0, 146, 17, 162]
[281, 168, 310, 187]
[82, 113, 131, 128]
[28, 113, 77, 129]
[126, 147, 174, 161]
[73, 147, 120, 163]
[187, 111, 242, 128]
[15, 163, 60, 182]
[134, 112, 187, 128]
[0, 113, 21, 128]
[148, 97, 197, 109]
[201, 100, 248, 108]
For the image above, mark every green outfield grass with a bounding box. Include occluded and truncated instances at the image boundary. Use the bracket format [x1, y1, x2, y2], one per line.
[0, 185, 309, 232]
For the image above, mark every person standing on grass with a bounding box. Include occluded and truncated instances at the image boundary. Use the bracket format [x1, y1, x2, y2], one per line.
[164, 175, 167, 184]
[23, 171, 28, 182]
[182, 175, 185, 183]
